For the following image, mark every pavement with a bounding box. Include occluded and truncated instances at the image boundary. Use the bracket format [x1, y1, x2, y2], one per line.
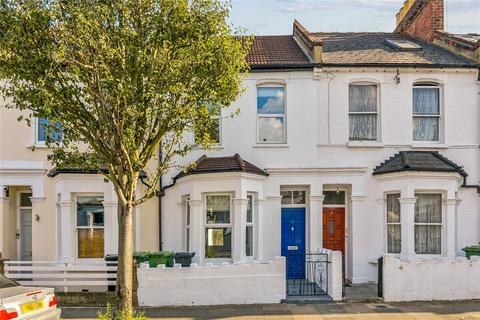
[60, 300, 480, 319]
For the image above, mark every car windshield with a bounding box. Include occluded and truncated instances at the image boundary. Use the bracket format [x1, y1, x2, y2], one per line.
[0, 274, 19, 289]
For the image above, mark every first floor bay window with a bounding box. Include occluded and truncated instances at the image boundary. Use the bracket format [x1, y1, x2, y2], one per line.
[76, 195, 105, 259]
[415, 193, 442, 254]
[205, 195, 232, 258]
[386, 193, 401, 254]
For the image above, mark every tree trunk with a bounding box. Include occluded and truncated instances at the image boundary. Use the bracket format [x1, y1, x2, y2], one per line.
[116, 202, 134, 313]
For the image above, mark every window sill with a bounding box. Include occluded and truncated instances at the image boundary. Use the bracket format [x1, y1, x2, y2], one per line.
[27, 144, 50, 150]
[193, 144, 224, 151]
[347, 141, 385, 148]
[252, 143, 290, 148]
[411, 143, 448, 149]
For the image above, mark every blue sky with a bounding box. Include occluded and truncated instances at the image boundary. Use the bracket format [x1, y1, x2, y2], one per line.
[228, 0, 480, 35]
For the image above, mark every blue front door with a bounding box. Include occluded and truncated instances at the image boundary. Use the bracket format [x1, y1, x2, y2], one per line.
[281, 208, 306, 279]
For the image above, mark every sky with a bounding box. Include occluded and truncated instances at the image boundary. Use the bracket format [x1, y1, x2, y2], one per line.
[228, 0, 480, 35]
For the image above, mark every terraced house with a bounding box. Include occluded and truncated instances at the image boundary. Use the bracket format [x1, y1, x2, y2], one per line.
[1, 0, 479, 305]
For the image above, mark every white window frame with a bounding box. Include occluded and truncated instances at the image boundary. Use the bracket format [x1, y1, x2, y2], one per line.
[34, 117, 47, 146]
[348, 83, 380, 142]
[412, 83, 443, 143]
[413, 191, 444, 256]
[183, 195, 191, 252]
[245, 193, 255, 258]
[256, 85, 287, 144]
[385, 192, 401, 255]
[75, 193, 105, 260]
[204, 193, 233, 261]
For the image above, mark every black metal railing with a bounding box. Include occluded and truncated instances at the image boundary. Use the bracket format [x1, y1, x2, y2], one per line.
[286, 253, 329, 296]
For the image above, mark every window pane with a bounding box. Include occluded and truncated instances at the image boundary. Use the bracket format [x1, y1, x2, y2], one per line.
[257, 87, 285, 114]
[186, 229, 190, 252]
[205, 227, 232, 258]
[246, 226, 253, 257]
[281, 191, 292, 205]
[77, 196, 104, 227]
[20, 193, 32, 207]
[415, 225, 441, 254]
[349, 85, 377, 112]
[293, 191, 306, 204]
[413, 88, 439, 115]
[387, 194, 400, 223]
[258, 117, 285, 143]
[206, 195, 230, 224]
[387, 225, 401, 254]
[38, 118, 62, 142]
[78, 229, 104, 258]
[415, 194, 442, 223]
[195, 118, 220, 144]
[349, 114, 377, 140]
[186, 198, 191, 226]
[323, 191, 345, 205]
[413, 117, 439, 141]
[247, 195, 253, 223]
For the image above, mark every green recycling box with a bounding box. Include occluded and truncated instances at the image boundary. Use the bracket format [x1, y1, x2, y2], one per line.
[463, 245, 480, 259]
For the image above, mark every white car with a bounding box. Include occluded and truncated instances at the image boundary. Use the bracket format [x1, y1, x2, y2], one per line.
[0, 274, 60, 320]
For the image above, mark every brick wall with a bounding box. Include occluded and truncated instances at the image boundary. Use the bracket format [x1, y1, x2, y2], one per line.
[395, 0, 444, 42]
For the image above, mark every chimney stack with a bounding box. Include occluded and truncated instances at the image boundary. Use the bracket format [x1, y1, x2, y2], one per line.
[293, 20, 323, 63]
[395, 0, 444, 42]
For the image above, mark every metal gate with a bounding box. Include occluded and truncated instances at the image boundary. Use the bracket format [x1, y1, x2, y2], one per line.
[286, 253, 329, 296]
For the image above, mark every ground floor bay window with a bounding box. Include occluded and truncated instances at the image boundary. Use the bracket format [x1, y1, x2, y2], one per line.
[205, 195, 232, 259]
[76, 195, 105, 259]
[414, 193, 442, 255]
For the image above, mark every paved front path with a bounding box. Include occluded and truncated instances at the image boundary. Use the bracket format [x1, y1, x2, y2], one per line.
[61, 300, 480, 319]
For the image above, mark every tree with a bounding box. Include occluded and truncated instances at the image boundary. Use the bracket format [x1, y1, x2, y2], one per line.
[0, 0, 250, 313]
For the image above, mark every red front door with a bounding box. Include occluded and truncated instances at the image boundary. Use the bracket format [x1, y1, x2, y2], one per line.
[322, 207, 345, 254]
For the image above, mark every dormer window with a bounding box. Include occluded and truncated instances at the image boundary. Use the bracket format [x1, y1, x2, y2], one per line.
[385, 39, 423, 51]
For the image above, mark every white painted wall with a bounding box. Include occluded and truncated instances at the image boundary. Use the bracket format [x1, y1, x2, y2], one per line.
[161, 68, 480, 284]
[383, 255, 480, 301]
[137, 257, 286, 306]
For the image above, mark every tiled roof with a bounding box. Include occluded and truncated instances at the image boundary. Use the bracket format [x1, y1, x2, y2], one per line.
[312, 32, 475, 67]
[247, 32, 476, 69]
[247, 35, 310, 67]
[373, 151, 467, 177]
[175, 153, 268, 180]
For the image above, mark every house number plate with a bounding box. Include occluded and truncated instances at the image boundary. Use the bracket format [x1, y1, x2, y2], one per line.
[287, 246, 298, 250]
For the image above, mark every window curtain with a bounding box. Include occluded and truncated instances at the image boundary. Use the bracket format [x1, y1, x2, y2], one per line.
[415, 194, 442, 254]
[387, 194, 401, 254]
[349, 85, 377, 140]
[413, 88, 440, 141]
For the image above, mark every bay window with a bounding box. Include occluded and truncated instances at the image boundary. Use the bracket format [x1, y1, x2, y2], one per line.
[184, 196, 191, 252]
[413, 84, 441, 141]
[414, 193, 442, 254]
[76, 195, 105, 259]
[257, 87, 286, 143]
[349, 84, 378, 141]
[246, 194, 254, 257]
[205, 195, 232, 258]
[386, 193, 401, 254]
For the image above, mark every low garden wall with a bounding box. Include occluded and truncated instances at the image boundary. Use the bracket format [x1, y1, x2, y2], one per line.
[137, 257, 286, 306]
[383, 255, 480, 301]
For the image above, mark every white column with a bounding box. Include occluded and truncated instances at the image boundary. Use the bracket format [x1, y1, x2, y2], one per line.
[189, 199, 203, 264]
[256, 198, 264, 261]
[444, 198, 457, 259]
[309, 195, 325, 253]
[0, 196, 8, 258]
[59, 200, 74, 261]
[233, 198, 248, 263]
[350, 195, 366, 283]
[399, 197, 416, 260]
[103, 201, 118, 255]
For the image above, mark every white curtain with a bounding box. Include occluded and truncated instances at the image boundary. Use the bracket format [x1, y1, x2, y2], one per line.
[387, 194, 401, 254]
[414, 194, 442, 254]
[349, 85, 377, 140]
[413, 88, 440, 141]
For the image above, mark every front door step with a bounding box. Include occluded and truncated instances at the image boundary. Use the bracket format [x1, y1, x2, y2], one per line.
[282, 295, 333, 304]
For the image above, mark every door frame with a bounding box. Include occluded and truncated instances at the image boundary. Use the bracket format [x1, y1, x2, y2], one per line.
[280, 186, 310, 252]
[17, 191, 33, 261]
[323, 186, 350, 282]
